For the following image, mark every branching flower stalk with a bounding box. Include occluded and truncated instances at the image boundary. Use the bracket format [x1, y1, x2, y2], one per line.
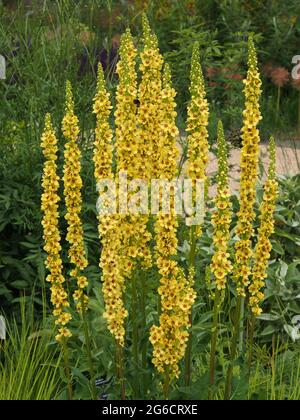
[184, 41, 210, 386]
[150, 64, 196, 398]
[41, 114, 72, 399]
[208, 121, 232, 400]
[62, 81, 96, 400]
[93, 64, 126, 399]
[225, 35, 262, 400]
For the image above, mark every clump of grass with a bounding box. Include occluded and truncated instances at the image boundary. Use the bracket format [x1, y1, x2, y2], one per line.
[249, 343, 300, 400]
[0, 305, 62, 400]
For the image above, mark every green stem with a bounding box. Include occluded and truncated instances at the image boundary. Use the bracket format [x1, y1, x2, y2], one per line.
[81, 304, 97, 400]
[238, 297, 245, 354]
[163, 367, 170, 400]
[184, 225, 196, 386]
[141, 271, 147, 389]
[208, 289, 222, 400]
[132, 271, 139, 397]
[62, 339, 73, 400]
[116, 341, 126, 400]
[247, 313, 256, 375]
[276, 86, 281, 124]
[224, 295, 242, 400]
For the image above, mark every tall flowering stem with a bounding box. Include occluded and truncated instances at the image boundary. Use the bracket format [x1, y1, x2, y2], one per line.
[208, 121, 232, 399]
[41, 113, 72, 399]
[186, 42, 210, 212]
[234, 35, 262, 296]
[249, 137, 278, 316]
[247, 137, 278, 371]
[62, 81, 96, 399]
[138, 15, 164, 179]
[115, 28, 155, 396]
[115, 28, 152, 274]
[93, 64, 126, 399]
[184, 41, 209, 385]
[225, 35, 262, 400]
[62, 81, 89, 309]
[150, 64, 196, 397]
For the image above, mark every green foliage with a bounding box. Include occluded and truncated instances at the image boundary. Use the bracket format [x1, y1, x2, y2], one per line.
[0, 305, 61, 400]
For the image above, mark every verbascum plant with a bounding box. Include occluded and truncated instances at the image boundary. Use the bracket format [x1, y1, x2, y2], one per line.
[150, 65, 196, 395]
[41, 114, 71, 342]
[208, 121, 232, 399]
[210, 121, 232, 292]
[225, 36, 262, 400]
[115, 28, 139, 179]
[138, 15, 163, 179]
[93, 64, 128, 347]
[184, 41, 209, 386]
[115, 28, 151, 274]
[62, 81, 88, 313]
[234, 35, 262, 296]
[249, 137, 278, 316]
[186, 41, 209, 221]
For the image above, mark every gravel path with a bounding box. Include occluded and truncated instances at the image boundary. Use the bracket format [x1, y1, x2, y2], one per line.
[207, 140, 300, 195]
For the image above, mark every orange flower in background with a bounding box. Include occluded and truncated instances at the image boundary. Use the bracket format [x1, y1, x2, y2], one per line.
[270, 67, 289, 88]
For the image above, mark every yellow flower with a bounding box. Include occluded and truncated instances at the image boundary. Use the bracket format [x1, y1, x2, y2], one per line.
[93, 64, 127, 346]
[62, 81, 89, 311]
[115, 28, 152, 273]
[41, 114, 72, 341]
[137, 15, 163, 180]
[234, 35, 262, 296]
[56, 327, 72, 342]
[249, 137, 278, 315]
[186, 42, 209, 233]
[150, 63, 196, 380]
[210, 121, 232, 291]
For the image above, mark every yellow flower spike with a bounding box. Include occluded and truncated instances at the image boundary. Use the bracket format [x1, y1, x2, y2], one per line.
[41, 113, 72, 341]
[138, 14, 164, 179]
[93, 64, 113, 181]
[249, 137, 278, 316]
[62, 81, 88, 312]
[210, 121, 233, 291]
[115, 28, 152, 274]
[150, 64, 196, 382]
[186, 42, 209, 236]
[234, 35, 262, 296]
[116, 28, 138, 178]
[93, 64, 128, 346]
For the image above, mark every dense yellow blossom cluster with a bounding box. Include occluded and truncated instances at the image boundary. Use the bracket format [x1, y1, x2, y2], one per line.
[62, 81, 88, 312]
[234, 36, 262, 296]
[41, 114, 72, 342]
[115, 28, 151, 273]
[93, 64, 128, 346]
[186, 42, 209, 198]
[138, 15, 164, 179]
[249, 137, 278, 315]
[150, 64, 196, 379]
[210, 121, 232, 291]
[115, 28, 139, 179]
